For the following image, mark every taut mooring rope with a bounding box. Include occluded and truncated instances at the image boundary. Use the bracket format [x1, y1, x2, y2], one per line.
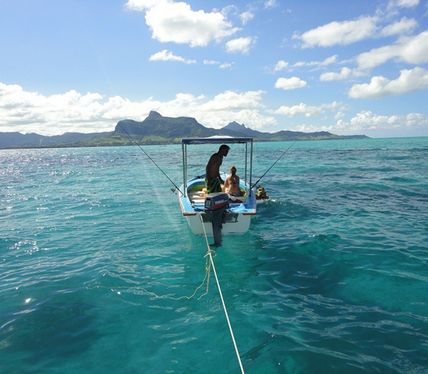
[199, 214, 245, 374]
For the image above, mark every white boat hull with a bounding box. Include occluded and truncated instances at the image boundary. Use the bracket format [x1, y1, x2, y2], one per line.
[184, 212, 252, 235]
[178, 176, 256, 236]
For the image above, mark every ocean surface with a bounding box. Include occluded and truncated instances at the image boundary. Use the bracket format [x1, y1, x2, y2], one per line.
[1, 137, 428, 373]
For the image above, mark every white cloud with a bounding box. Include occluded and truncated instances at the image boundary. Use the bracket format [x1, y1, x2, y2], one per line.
[274, 60, 288, 72]
[275, 77, 307, 90]
[219, 63, 233, 69]
[387, 0, 419, 10]
[200, 90, 263, 111]
[221, 4, 238, 17]
[404, 112, 428, 127]
[0, 82, 162, 135]
[292, 55, 338, 69]
[400, 31, 428, 64]
[349, 67, 428, 98]
[321, 55, 339, 66]
[149, 49, 196, 64]
[345, 111, 427, 132]
[288, 111, 428, 134]
[240, 11, 254, 25]
[225, 36, 255, 54]
[147, 90, 275, 130]
[335, 111, 345, 121]
[294, 12, 418, 48]
[194, 90, 276, 129]
[357, 31, 428, 70]
[126, 0, 161, 11]
[275, 101, 343, 117]
[127, 0, 238, 47]
[381, 17, 417, 37]
[0, 82, 276, 134]
[357, 31, 428, 69]
[264, 0, 277, 9]
[202, 60, 232, 69]
[320, 67, 359, 81]
[357, 45, 398, 71]
[297, 16, 378, 48]
[276, 103, 321, 117]
[203, 59, 219, 65]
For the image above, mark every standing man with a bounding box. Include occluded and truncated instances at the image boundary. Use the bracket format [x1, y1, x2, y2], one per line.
[206, 144, 230, 193]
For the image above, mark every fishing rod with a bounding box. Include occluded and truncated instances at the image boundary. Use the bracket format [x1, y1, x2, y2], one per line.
[250, 140, 296, 189]
[118, 124, 184, 195]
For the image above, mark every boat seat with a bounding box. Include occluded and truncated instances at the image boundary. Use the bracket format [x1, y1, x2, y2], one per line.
[192, 198, 206, 204]
[188, 191, 206, 204]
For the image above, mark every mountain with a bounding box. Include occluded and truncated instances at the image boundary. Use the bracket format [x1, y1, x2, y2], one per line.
[115, 111, 218, 138]
[0, 111, 368, 149]
[222, 121, 264, 137]
[269, 130, 340, 140]
[0, 131, 112, 149]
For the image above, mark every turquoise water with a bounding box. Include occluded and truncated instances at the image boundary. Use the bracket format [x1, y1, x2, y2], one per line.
[1, 137, 428, 373]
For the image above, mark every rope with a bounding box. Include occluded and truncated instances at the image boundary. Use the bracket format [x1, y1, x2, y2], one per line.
[175, 254, 211, 301]
[117, 123, 184, 195]
[199, 214, 245, 374]
[148, 250, 212, 301]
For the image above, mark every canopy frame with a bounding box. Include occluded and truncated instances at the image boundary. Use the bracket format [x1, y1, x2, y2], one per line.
[181, 137, 254, 197]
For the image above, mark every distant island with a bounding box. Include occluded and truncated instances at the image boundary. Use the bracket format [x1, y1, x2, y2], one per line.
[0, 111, 368, 149]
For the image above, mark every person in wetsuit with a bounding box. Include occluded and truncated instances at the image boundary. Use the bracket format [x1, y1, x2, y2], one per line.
[205, 144, 230, 193]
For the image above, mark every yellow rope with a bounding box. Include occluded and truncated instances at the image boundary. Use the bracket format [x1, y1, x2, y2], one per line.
[137, 217, 216, 301]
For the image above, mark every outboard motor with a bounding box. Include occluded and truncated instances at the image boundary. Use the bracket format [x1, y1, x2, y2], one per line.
[204, 192, 229, 246]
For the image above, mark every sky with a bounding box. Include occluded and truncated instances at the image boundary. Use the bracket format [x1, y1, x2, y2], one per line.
[1, 0, 428, 137]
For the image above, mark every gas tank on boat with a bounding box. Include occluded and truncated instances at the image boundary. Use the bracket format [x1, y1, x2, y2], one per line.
[204, 192, 229, 211]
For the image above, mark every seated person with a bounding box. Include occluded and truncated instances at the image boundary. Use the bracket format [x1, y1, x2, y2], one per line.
[224, 166, 242, 196]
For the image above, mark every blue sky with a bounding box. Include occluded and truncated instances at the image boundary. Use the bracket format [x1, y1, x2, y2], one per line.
[1, 0, 428, 137]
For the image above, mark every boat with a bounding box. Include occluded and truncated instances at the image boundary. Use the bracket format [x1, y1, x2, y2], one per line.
[178, 137, 257, 236]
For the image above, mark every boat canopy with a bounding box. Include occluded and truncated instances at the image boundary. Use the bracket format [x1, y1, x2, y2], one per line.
[182, 137, 253, 145]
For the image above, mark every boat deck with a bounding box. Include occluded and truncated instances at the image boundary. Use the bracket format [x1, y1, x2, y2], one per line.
[179, 177, 256, 216]
[187, 186, 249, 211]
